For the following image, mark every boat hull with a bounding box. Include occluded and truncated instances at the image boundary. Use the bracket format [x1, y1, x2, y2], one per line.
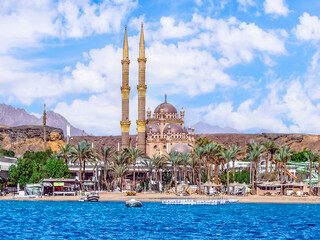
[126, 200, 142, 207]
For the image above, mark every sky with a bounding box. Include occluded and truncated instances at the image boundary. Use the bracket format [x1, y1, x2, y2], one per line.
[1, 0, 320, 135]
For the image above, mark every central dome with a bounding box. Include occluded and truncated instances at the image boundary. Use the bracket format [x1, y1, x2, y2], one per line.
[154, 95, 177, 114]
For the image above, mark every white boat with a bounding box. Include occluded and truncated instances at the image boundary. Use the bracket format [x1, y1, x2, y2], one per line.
[125, 198, 142, 207]
[79, 191, 99, 202]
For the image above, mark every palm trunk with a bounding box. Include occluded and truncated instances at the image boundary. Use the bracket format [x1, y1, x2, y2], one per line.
[280, 164, 284, 195]
[309, 160, 312, 195]
[133, 163, 136, 191]
[192, 168, 195, 185]
[214, 161, 219, 184]
[251, 162, 255, 193]
[120, 177, 123, 192]
[174, 166, 177, 193]
[155, 169, 159, 191]
[198, 158, 202, 194]
[79, 159, 82, 190]
[82, 160, 86, 181]
[232, 159, 235, 182]
[227, 161, 230, 195]
[184, 166, 187, 184]
[266, 153, 269, 173]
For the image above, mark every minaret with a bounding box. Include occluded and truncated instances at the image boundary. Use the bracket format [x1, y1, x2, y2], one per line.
[120, 26, 131, 149]
[43, 104, 47, 151]
[136, 23, 147, 153]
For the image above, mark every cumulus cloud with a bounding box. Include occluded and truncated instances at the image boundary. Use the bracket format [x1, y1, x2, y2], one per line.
[294, 13, 320, 41]
[193, 79, 320, 134]
[0, 0, 137, 54]
[236, 0, 255, 11]
[192, 14, 287, 66]
[264, 0, 289, 17]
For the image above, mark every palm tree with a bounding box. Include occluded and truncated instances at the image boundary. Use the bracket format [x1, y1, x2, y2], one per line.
[112, 164, 129, 192]
[194, 147, 204, 193]
[219, 147, 234, 195]
[112, 151, 129, 166]
[100, 146, 113, 191]
[59, 143, 72, 165]
[204, 142, 221, 182]
[188, 153, 198, 185]
[167, 151, 182, 193]
[70, 141, 94, 189]
[263, 140, 278, 173]
[142, 158, 154, 191]
[274, 146, 294, 195]
[229, 145, 242, 182]
[304, 151, 320, 195]
[181, 153, 190, 184]
[124, 148, 144, 191]
[246, 143, 265, 193]
[152, 155, 167, 191]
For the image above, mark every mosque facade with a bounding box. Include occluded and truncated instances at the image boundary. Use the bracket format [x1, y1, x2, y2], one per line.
[120, 25, 195, 157]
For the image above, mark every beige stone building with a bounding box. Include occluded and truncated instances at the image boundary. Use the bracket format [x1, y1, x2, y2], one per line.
[120, 25, 195, 157]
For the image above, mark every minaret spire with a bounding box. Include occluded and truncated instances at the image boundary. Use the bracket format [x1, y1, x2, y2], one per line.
[123, 25, 129, 59]
[120, 25, 131, 149]
[139, 23, 145, 59]
[137, 23, 147, 153]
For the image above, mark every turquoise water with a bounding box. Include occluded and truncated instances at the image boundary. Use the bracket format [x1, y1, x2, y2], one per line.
[0, 201, 318, 239]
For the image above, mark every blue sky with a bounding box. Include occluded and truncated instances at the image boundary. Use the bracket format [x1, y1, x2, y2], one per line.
[1, 0, 320, 135]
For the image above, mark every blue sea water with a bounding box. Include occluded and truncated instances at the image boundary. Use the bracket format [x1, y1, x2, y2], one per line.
[0, 201, 318, 239]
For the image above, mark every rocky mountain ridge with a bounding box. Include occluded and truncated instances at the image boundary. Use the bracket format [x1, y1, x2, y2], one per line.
[0, 104, 84, 136]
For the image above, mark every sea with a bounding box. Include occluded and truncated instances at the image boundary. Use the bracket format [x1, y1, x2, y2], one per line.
[0, 201, 318, 239]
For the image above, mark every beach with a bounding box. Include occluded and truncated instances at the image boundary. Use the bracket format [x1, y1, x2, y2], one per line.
[2, 192, 320, 204]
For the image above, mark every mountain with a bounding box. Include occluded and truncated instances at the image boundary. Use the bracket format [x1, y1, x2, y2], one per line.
[192, 121, 239, 134]
[0, 104, 84, 136]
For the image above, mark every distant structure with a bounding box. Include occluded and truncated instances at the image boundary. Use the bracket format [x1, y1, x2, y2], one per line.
[43, 104, 47, 151]
[120, 25, 195, 157]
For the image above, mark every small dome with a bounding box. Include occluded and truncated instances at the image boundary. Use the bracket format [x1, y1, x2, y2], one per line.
[146, 123, 160, 134]
[154, 102, 177, 114]
[154, 94, 177, 114]
[171, 143, 192, 153]
[163, 123, 188, 134]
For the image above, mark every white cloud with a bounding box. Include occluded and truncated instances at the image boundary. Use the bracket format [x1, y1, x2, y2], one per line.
[264, 0, 289, 17]
[237, 0, 255, 11]
[0, 0, 137, 54]
[149, 17, 195, 41]
[192, 14, 287, 66]
[195, 79, 320, 134]
[294, 13, 320, 41]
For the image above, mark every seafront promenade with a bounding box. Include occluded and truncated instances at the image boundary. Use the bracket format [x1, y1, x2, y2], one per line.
[2, 192, 320, 204]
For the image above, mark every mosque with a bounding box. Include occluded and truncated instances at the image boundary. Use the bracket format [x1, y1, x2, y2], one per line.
[120, 24, 195, 157]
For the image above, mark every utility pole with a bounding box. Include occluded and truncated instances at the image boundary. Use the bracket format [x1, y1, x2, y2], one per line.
[43, 104, 47, 151]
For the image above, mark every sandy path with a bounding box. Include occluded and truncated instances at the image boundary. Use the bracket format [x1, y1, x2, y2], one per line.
[1, 192, 320, 204]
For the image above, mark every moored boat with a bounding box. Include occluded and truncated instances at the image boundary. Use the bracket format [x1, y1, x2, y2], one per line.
[79, 191, 99, 202]
[125, 198, 142, 207]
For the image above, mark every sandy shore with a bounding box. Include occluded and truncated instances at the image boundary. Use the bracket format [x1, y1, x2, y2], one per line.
[1, 192, 320, 204]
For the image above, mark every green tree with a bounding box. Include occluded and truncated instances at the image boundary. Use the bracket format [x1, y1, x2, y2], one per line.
[304, 151, 320, 195]
[42, 159, 71, 179]
[59, 143, 72, 165]
[219, 147, 235, 194]
[112, 164, 129, 192]
[70, 141, 94, 185]
[167, 151, 181, 193]
[152, 155, 167, 191]
[263, 140, 278, 173]
[100, 146, 113, 191]
[124, 148, 144, 191]
[194, 147, 204, 193]
[246, 143, 265, 193]
[274, 146, 294, 195]
[181, 153, 190, 185]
